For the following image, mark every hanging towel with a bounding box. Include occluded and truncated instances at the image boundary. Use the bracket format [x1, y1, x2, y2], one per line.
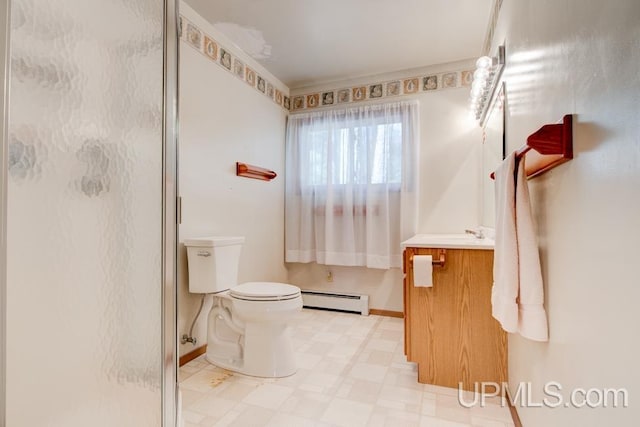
[492, 153, 549, 342]
[492, 152, 519, 333]
[413, 255, 433, 287]
[514, 156, 549, 341]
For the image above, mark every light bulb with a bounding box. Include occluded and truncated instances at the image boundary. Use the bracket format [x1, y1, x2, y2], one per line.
[471, 79, 484, 92]
[476, 56, 493, 69]
[474, 68, 489, 80]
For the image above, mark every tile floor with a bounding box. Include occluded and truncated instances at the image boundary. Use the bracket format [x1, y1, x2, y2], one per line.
[180, 309, 515, 427]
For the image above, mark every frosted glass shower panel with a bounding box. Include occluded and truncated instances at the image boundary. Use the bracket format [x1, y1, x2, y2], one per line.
[6, 0, 165, 425]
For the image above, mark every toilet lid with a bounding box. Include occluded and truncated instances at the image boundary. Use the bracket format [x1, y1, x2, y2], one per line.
[230, 282, 301, 301]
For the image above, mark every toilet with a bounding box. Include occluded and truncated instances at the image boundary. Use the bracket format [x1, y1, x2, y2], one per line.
[184, 236, 302, 377]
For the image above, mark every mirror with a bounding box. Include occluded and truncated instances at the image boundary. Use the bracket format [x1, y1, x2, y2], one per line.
[481, 82, 505, 228]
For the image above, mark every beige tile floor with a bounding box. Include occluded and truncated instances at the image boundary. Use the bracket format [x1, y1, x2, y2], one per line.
[180, 309, 515, 427]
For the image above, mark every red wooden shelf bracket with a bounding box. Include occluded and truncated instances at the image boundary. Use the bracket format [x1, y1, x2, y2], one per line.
[491, 114, 573, 180]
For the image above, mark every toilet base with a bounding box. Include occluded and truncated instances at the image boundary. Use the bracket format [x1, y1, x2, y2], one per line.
[242, 320, 298, 377]
[204, 354, 243, 374]
[205, 319, 298, 378]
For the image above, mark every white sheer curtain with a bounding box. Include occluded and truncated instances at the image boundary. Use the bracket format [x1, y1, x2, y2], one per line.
[285, 101, 419, 269]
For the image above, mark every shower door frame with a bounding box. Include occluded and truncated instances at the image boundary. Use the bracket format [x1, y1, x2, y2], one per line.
[163, 0, 180, 425]
[0, 0, 180, 424]
[0, 0, 9, 424]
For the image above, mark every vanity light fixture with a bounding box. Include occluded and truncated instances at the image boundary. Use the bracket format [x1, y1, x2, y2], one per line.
[470, 45, 505, 127]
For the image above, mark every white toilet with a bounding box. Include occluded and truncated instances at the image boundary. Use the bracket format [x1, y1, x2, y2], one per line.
[185, 236, 302, 377]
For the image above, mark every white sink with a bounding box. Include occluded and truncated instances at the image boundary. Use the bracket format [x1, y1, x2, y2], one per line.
[401, 233, 495, 250]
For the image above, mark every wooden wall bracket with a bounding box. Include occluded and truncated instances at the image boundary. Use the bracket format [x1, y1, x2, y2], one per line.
[236, 162, 277, 181]
[491, 114, 573, 180]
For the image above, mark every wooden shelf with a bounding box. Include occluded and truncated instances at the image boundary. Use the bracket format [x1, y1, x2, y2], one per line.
[236, 162, 277, 181]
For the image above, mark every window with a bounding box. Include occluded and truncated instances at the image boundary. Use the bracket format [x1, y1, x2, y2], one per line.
[285, 101, 419, 269]
[305, 123, 402, 187]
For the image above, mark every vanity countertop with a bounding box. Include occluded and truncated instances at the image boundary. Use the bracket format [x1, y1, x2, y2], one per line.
[401, 234, 495, 250]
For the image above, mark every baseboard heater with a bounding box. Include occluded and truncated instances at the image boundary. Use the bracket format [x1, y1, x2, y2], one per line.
[301, 290, 369, 316]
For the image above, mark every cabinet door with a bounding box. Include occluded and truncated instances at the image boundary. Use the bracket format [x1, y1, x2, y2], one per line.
[405, 248, 507, 390]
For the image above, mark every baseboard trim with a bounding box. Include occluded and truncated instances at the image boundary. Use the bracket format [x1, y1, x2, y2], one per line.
[369, 309, 404, 318]
[179, 345, 207, 367]
[507, 395, 523, 427]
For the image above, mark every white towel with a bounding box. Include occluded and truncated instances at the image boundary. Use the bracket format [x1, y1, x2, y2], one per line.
[413, 255, 433, 287]
[492, 152, 519, 333]
[492, 153, 549, 342]
[514, 156, 549, 341]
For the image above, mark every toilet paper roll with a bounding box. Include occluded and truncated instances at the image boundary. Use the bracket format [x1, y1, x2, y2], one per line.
[413, 255, 433, 287]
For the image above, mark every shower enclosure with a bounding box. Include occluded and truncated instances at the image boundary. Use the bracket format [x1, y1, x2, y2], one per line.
[0, 0, 178, 425]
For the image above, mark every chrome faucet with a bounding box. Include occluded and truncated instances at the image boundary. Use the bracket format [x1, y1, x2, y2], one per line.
[465, 228, 485, 239]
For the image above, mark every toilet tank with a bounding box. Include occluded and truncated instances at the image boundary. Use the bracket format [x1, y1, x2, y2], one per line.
[184, 236, 245, 294]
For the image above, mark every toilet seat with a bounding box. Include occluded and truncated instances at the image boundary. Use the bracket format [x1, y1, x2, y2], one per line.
[230, 282, 301, 301]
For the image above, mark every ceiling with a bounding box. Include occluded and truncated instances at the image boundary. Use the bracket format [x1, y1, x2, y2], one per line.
[184, 0, 493, 89]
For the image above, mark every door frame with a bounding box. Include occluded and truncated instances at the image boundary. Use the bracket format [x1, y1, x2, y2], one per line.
[0, 0, 180, 424]
[0, 0, 10, 424]
[162, 0, 180, 425]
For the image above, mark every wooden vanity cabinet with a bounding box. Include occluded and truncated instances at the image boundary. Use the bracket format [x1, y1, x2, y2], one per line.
[403, 247, 507, 391]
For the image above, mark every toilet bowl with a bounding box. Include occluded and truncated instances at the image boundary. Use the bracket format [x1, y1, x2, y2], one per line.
[185, 237, 302, 377]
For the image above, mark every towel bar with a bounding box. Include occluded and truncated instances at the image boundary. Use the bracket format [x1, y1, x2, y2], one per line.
[410, 249, 446, 267]
[491, 114, 573, 180]
[236, 162, 277, 181]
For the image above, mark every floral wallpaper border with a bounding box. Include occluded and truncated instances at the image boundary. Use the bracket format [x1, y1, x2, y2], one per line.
[179, 16, 291, 111]
[289, 68, 474, 112]
[180, 14, 487, 113]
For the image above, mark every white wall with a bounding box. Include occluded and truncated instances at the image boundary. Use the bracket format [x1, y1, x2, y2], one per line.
[417, 87, 483, 233]
[287, 77, 482, 311]
[491, 1, 640, 425]
[178, 4, 289, 357]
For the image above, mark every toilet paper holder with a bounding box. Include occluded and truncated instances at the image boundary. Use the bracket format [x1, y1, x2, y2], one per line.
[410, 249, 446, 267]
